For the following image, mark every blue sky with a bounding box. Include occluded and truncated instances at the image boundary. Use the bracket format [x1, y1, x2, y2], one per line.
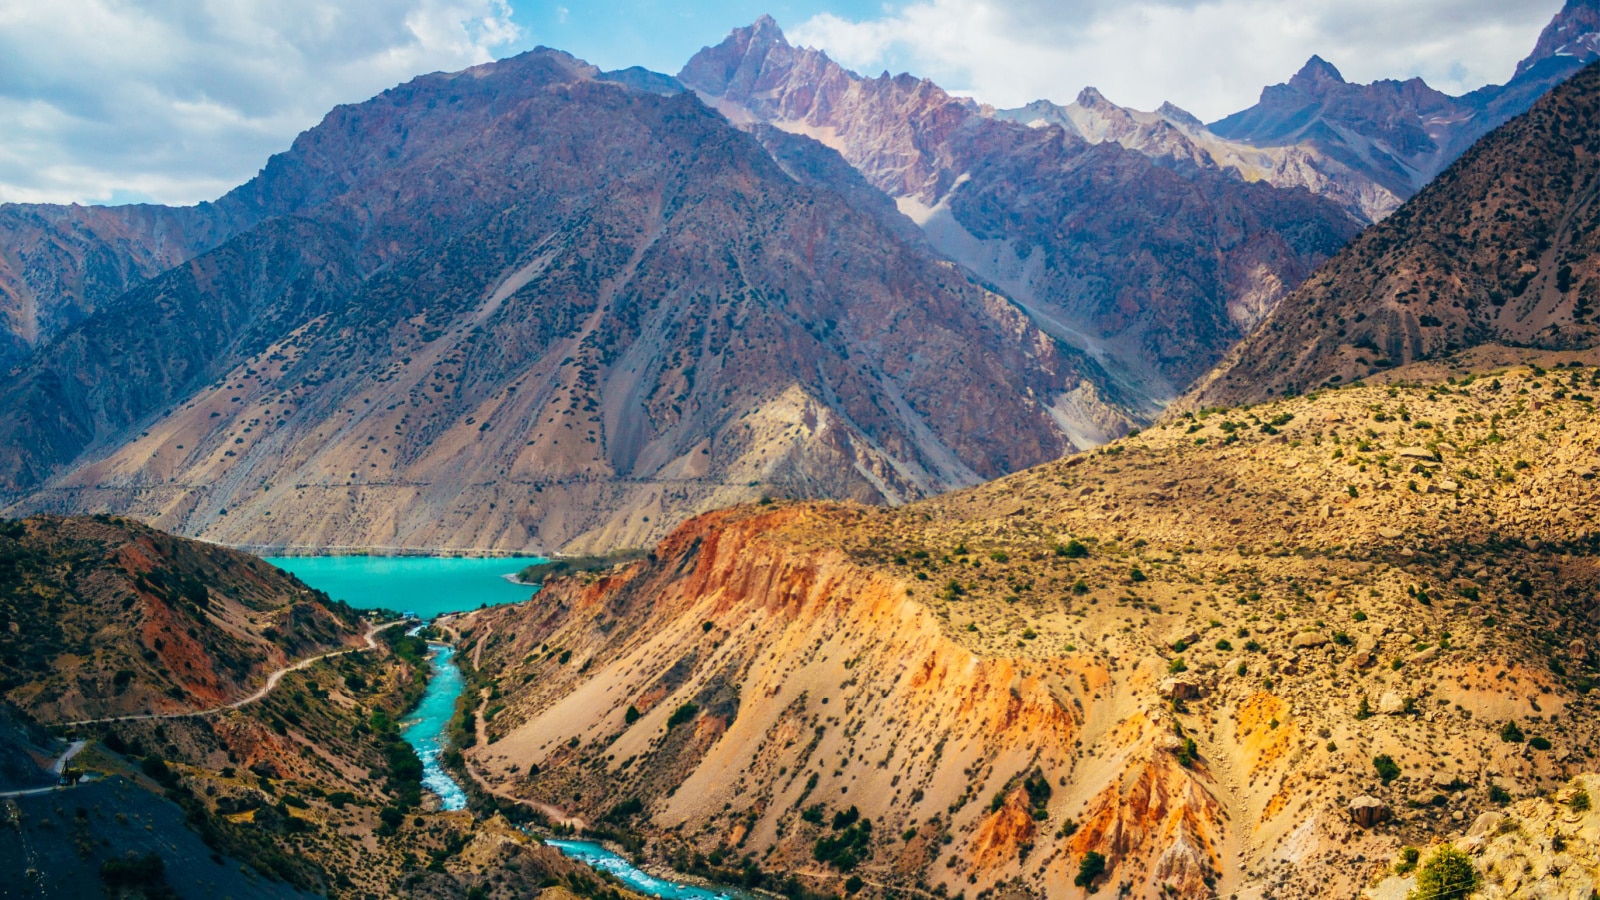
[0, 0, 1565, 205]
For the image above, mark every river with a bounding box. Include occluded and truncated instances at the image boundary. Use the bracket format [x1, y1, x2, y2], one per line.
[278, 555, 748, 899]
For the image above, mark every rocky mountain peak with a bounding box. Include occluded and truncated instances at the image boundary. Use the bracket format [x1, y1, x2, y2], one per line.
[1516, 0, 1600, 77]
[1154, 100, 1204, 131]
[1289, 54, 1346, 90]
[678, 16, 795, 97]
[1074, 85, 1111, 107]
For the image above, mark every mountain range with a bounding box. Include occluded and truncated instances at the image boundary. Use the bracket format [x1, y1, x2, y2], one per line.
[0, 51, 1121, 554]
[1189, 58, 1600, 407]
[2, 5, 1600, 900]
[0, 4, 1595, 556]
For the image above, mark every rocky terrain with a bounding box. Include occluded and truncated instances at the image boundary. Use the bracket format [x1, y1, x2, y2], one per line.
[1189, 60, 1600, 410]
[992, 89, 1405, 225]
[0, 514, 362, 722]
[1366, 773, 1600, 899]
[0, 515, 630, 899]
[456, 360, 1600, 899]
[0, 49, 1119, 555]
[0, 202, 242, 367]
[679, 16, 1360, 411]
[1210, 0, 1600, 215]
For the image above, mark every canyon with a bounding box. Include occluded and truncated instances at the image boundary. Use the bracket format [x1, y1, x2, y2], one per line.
[456, 359, 1600, 898]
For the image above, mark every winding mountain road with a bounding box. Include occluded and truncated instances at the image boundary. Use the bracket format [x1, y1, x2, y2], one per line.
[58, 619, 407, 728]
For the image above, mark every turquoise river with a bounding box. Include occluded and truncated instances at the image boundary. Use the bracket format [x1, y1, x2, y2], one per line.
[271, 556, 746, 899]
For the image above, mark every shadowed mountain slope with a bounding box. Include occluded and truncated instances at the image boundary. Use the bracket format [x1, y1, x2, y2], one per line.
[0, 50, 1115, 554]
[1189, 61, 1600, 408]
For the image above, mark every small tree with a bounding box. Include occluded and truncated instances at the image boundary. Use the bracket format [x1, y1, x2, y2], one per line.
[1074, 851, 1107, 891]
[1407, 846, 1477, 900]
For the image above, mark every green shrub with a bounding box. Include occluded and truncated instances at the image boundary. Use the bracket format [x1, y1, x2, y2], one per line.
[1373, 754, 1401, 783]
[1529, 736, 1552, 751]
[1407, 846, 1477, 900]
[1394, 845, 1420, 874]
[1569, 786, 1591, 812]
[1059, 540, 1089, 559]
[666, 703, 699, 729]
[1500, 720, 1525, 742]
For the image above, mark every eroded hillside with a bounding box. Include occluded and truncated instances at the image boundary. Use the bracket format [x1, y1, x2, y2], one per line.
[0, 514, 361, 722]
[457, 361, 1600, 898]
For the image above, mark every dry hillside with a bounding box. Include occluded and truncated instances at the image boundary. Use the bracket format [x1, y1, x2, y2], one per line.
[0, 514, 361, 722]
[457, 359, 1600, 898]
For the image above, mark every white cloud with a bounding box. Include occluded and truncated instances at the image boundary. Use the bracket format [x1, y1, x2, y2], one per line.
[791, 0, 1565, 121]
[0, 0, 519, 205]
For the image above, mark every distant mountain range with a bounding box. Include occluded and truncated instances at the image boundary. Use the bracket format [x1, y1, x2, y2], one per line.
[995, 0, 1600, 226]
[680, 17, 1358, 410]
[0, 4, 1596, 553]
[0, 50, 1117, 553]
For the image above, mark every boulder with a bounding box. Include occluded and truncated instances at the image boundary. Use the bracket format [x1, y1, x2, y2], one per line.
[1378, 527, 1404, 539]
[1165, 628, 1200, 649]
[1349, 796, 1390, 828]
[1409, 646, 1440, 665]
[1570, 639, 1587, 659]
[1467, 810, 1503, 838]
[1160, 678, 1201, 701]
[1350, 651, 1376, 669]
[1292, 632, 1330, 649]
[1378, 691, 1406, 714]
[1398, 447, 1438, 461]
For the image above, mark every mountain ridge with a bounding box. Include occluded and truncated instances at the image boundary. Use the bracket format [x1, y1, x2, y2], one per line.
[680, 18, 1359, 410]
[1187, 59, 1600, 409]
[0, 48, 1117, 554]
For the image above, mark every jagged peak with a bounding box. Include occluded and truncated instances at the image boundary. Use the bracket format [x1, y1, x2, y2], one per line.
[1155, 101, 1204, 131]
[1075, 86, 1111, 108]
[1517, 0, 1600, 77]
[746, 13, 790, 47]
[1290, 54, 1346, 88]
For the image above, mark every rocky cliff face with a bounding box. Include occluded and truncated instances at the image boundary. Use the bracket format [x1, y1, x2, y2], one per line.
[0, 202, 240, 366]
[0, 49, 1117, 554]
[1189, 61, 1600, 409]
[679, 17, 1360, 411]
[0, 514, 361, 722]
[459, 362, 1600, 898]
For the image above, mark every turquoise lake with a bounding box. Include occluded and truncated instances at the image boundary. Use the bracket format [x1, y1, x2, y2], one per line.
[263, 555, 546, 619]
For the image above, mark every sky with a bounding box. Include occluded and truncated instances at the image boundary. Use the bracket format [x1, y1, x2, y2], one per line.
[0, 0, 1567, 206]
